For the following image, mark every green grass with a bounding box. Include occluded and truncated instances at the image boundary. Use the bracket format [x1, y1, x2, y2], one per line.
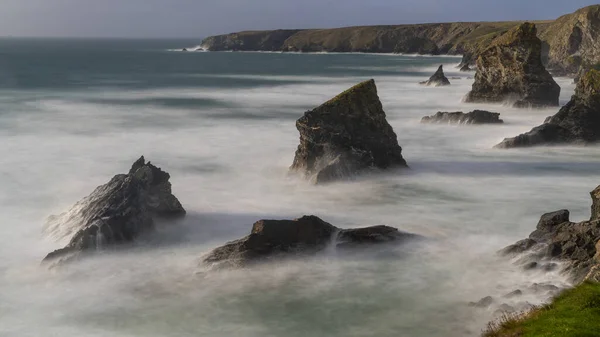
[483, 281, 600, 337]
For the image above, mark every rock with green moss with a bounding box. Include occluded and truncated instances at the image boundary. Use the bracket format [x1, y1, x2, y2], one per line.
[465, 23, 561, 107]
[290, 79, 408, 184]
[496, 69, 600, 148]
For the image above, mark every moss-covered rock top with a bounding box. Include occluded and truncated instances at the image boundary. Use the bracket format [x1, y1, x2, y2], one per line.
[323, 79, 377, 107]
[489, 22, 538, 48]
[577, 69, 600, 97]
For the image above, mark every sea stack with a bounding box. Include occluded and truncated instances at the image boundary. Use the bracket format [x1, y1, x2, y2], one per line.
[203, 215, 417, 267]
[465, 22, 561, 107]
[290, 79, 408, 184]
[496, 69, 600, 148]
[43, 156, 186, 264]
[421, 110, 503, 125]
[420, 65, 451, 86]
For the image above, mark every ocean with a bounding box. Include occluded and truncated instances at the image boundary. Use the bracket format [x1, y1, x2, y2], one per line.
[0, 38, 596, 337]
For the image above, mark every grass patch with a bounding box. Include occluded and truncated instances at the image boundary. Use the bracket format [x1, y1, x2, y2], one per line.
[483, 281, 600, 337]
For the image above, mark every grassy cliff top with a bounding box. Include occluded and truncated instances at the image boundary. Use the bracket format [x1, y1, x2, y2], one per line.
[323, 79, 377, 107]
[483, 281, 600, 337]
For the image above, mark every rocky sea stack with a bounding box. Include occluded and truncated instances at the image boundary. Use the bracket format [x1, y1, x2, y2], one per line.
[465, 23, 560, 108]
[500, 185, 600, 283]
[421, 110, 503, 124]
[43, 156, 186, 264]
[203, 215, 418, 267]
[420, 65, 450, 86]
[496, 69, 600, 148]
[290, 79, 408, 184]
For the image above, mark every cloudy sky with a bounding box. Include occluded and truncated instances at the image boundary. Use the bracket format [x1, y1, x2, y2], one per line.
[0, 0, 598, 38]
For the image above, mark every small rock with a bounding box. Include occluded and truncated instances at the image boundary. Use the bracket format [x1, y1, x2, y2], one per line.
[421, 110, 503, 125]
[469, 296, 494, 308]
[523, 261, 539, 270]
[498, 238, 538, 256]
[503, 290, 523, 298]
[420, 65, 451, 86]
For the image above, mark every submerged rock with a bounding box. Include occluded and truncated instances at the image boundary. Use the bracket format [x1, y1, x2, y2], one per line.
[203, 215, 418, 267]
[500, 187, 600, 283]
[420, 65, 451, 86]
[465, 23, 560, 108]
[43, 156, 186, 264]
[290, 79, 408, 184]
[495, 69, 600, 148]
[421, 110, 503, 125]
[469, 296, 494, 308]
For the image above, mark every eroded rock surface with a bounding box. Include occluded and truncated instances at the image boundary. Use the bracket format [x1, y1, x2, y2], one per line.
[43, 156, 186, 264]
[290, 79, 408, 184]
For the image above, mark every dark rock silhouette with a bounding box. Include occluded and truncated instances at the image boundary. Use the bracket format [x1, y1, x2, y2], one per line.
[420, 65, 451, 86]
[43, 156, 186, 264]
[496, 69, 600, 148]
[421, 110, 503, 124]
[290, 79, 408, 184]
[203, 215, 418, 267]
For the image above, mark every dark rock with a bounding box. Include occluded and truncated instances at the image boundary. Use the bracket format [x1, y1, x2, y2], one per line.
[182, 48, 188, 52]
[496, 303, 516, 314]
[495, 69, 600, 148]
[469, 296, 494, 308]
[500, 188, 600, 283]
[43, 156, 185, 264]
[420, 65, 451, 86]
[591, 186, 600, 221]
[459, 64, 473, 72]
[289, 79, 408, 184]
[503, 290, 523, 298]
[203, 215, 418, 267]
[530, 283, 560, 295]
[421, 110, 503, 125]
[465, 23, 560, 108]
[498, 238, 537, 256]
[523, 261, 539, 270]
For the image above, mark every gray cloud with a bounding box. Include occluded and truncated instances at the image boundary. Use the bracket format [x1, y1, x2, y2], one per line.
[0, 0, 597, 38]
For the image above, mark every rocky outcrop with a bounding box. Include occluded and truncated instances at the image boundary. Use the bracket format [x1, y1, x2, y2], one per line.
[290, 79, 408, 184]
[539, 5, 600, 76]
[203, 215, 417, 267]
[459, 64, 473, 72]
[465, 23, 560, 107]
[43, 156, 186, 264]
[495, 69, 600, 148]
[421, 110, 503, 124]
[420, 65, 450, 86]
[199, 6, 600, 77]
[500, 186, 600, 284]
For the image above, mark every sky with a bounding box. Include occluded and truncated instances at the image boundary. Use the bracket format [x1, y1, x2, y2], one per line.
[0, 0, 598, 38]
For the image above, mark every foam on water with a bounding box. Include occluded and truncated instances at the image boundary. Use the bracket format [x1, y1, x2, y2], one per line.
[0, 48, 595, 337]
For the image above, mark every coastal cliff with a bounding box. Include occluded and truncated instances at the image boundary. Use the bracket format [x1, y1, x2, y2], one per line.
[200, 5, 600, 76]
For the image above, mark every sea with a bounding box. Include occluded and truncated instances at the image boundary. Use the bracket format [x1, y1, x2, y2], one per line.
[0, 38, 597, 337]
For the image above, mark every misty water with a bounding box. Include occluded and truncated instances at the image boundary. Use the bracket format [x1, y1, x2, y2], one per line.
[0, 39, 597, 337]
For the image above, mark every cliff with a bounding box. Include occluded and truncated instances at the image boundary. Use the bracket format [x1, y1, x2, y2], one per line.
[200, 5, 600, 76]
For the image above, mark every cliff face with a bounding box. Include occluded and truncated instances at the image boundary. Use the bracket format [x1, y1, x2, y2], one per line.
[538, 5, 600, 75]
[200, 5, 600, 76]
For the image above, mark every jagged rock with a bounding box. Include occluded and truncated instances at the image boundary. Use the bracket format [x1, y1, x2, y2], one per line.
[421, 110, 503, 125]
[592, 186, 600, 221]
[203, 215, 417, 267]
[500, 187, 600, 283]
[420, 65, 451, 86]
[495, 69, 600, 148]
[182, 48, 188, 52]
[289, 79, 408, 184]
[469, 296, 494, 308]
[465, 23, 560, 108]
[504, 290, 523, 298]
[43, 156, 185, 264]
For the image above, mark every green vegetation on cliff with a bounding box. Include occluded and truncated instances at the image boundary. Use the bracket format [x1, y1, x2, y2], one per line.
[483, 282, 600, 337]
[201, 5, 600, 76]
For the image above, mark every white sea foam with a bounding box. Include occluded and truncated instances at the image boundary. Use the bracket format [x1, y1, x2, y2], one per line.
[0, 53, 593, 337]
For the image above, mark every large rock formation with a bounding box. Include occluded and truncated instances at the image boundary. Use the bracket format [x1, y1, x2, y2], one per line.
[421, 110, 503, 124]
[539, 5, 600, 76]
[290, 79, 408, 184]
[43, 156, 186, 264]
[199, 6, 600, 77]
[203, 215, 418, 267]
[465, 23, 560, 107]
[496, 69, 600, 148]
[420, 65, 451, 86]
[500, 186, 600, 284]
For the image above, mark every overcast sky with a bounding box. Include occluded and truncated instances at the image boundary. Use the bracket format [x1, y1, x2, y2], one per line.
[0, 0, 598, 38]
